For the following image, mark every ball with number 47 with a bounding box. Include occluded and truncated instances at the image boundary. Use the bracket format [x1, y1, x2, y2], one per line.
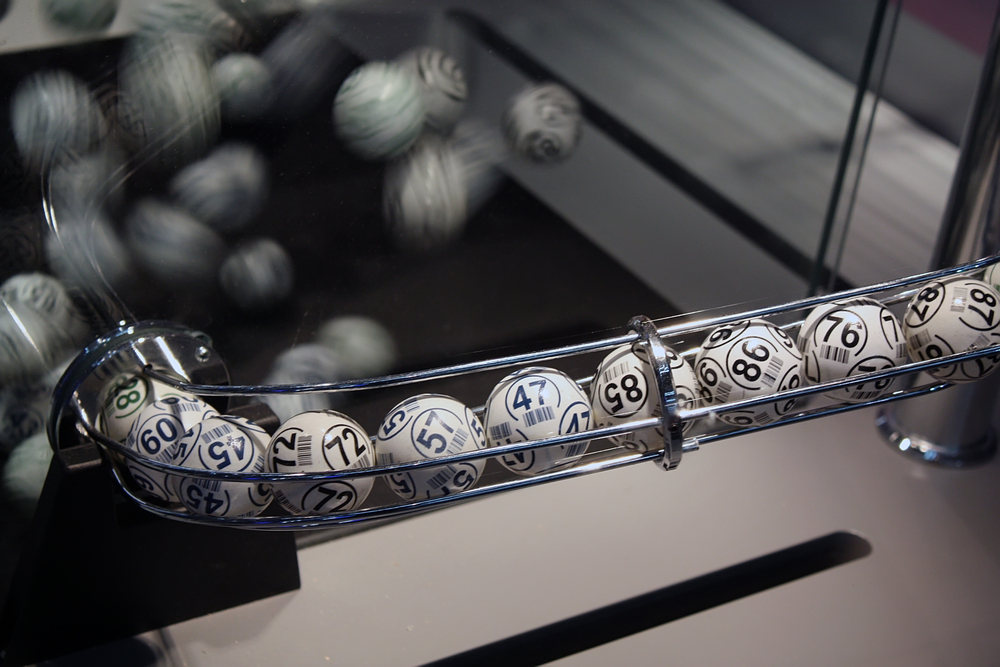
[265, 410, 374, 515]
[590, 343, 698, 452]
[695, 319, 803, 427]
[800, 297, 908, 403]
[483, 367, 591, 475]
[903, 278, 1000, 382]
[376, 394, 487, 500]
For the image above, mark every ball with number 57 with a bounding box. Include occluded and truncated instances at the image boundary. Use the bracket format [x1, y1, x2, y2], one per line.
[903, 279, 1000, 382]
[483, 367, 591, 475]
[376, 394, 487, 500]
[265, 410, 374, 515]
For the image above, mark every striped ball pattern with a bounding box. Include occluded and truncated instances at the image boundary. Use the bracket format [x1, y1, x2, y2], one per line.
[170, 143, 268, 233]
[212, 53, 274, 122]
[41, 0, 118, 32]
[502, 83, 582, 163]
[333, 62, 426, 161]
[219, 238, 293, 311]
[125, 199, 225, 285]
[397, 47, 467, 132]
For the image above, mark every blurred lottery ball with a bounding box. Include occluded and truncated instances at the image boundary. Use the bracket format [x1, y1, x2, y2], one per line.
[483, 367, 591, 476]
[333, 61, 426, 160]
[502, 82, 582, 164]
[903, 279, 1000, 382]
[46, 214, 131, 291]
[2, 433, 53, 516]
[219, 238, 293, 311]
[1, 272, 87, 341]
[170, 143, 269, 233]
[316, 315, 397, 379]
[376, 394, 486, 500]
[0, 302, 74, 384]
[172, 415, 272, 518]
[125, 199, 225, 286]
[695, 319, 803, 427]
[590, 343, 698, 453]
[800, 299, 907, 403]
[384, 136, 468, 251]
[133, 0, 246, 54]
[49, 147, 125, 220]
[41, 0, 118, 32]
[11, 70, 107, 173]
[396, 47, 467, 133]
[100, 373, 189, 443]
[212, 53, 274, 122]
[0, 382, 50, 455]
[260, 344, 345, 423]
[265, 410, 374, 515]
[124, 395, 219, 502]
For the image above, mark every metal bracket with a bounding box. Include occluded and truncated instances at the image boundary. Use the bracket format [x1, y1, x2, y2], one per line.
[628, 316, 684, 471]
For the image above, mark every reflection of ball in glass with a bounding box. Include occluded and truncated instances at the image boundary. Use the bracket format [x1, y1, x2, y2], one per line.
[260, 344, 345, 423]
[903, 279, 1000, 382]
[46, 214, 131, 291]
[484, 367, 591, 476]
[0, 302, 74, 384]
[49, 147, 125, 220]
[502, 83, 582, 163]
[377, 394, 486, 500]
[0, 272, 86, 343]
[397, 47, 467, 133]
[695, 319, 803, 427]
[219, 238, 293, 311]
[213, 53, 274, 122]
[266, 410, 374, 515]
[125, 199, 225, 285]
[41, 0, 118, 32]
[333, 62, 426, 160]
[316, 315, 396, 379]
[2, 433, 53, 516]
[170, 143, 268, 233]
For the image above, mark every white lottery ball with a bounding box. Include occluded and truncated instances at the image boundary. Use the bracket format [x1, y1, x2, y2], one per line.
[170, 143, 269, 233]
[212, 53, 275, 122]
[259, 344, 346, 423]
[133, 0, 245, 55]
[984, 262, 1000, 294]
[903, 279, 1000, 382]
[333, 62, 426, 161]
[125, 198, 225, 286]
[41, 0, 118, 32]
[219, 238, 293, 311]
[483, 367, 591, 476]
[502, 83, 582, 164]
[396, 47, 467, 133]
[590, 343, 698, 453]
[316, 315, 397, 379]
[2, 433, 53, 516]
[695, 319, 803, 427]
[0, 302, 74, 384]
[796, 296, 879, 353]
[124, 395, 219, 502]
[100, 373, 189, 443]
[45, 214, 131, 291]
[376, 394, 486, 500]
[0, 272, 88, 344]
[265, 410, 374, 515]
[172, 415, 272, 518]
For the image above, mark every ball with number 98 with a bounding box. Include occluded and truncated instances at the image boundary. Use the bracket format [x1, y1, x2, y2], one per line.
[483, 367, 591, 476]
[265, 410, 374, 515]
[903, 279, 1000, 382]
[376, 394, 487, 500]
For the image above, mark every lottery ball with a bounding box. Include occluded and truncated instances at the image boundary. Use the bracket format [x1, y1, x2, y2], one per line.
[212, 53, 275, 122]
[376, 394, 486, 500]
[133, 0, 245, 54]
[397, 47, 467, 133]
[49, 147, 126, 220]
[2, 433, 53, 516]
[219, 238, 293, 311]
[333, 62, 426, 161]
[125, 199, 225, 286]
[316, 315, 397, 379]
[265, 410, 374, 515]
[502, 83, 582, 164]
[800, 299, 908, 403]
[45, 214, 131, 291]
[695, 319, 803, 427]
[100, 373, 189, 443]
[590, 342, 698, 453]
[170, 143, 269, 233]
[903, 279, 1000, 382]
[0, 302, 74, 384]
[1, 272, 88, 344]
[984, 262, 1000, 294]
[172, 415, 272, 518]
[11, 70, 107, 173]
[41, 0, 118, 32]
[483, 367, 591, 476]
[124, 395, 219, 502]
[259, 344, 346, 424]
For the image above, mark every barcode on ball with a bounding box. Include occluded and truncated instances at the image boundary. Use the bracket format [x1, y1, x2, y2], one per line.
[951, 287, 968, 312]
[178, 401, 206, 414]
[192, 478, 222, 492]
[447, 428, 469, 454]
[715, 381, 732, 403]
[909, 330, 933, 349]
[297, 435, 313, 466]
[200, 424, 232, 443]
[567, 442, 588, 457]
[489, 422, 512, 441]
[252, 459, 265, 473]
[896, 343, 907, 359]
[427, 465, 455, 490]
[819, 345, 850, 364]
[754, 411, 773, 424]
[402, 398, 421, 414]
[972, 333, 991, 349]
[524, 406, 555, 428]
[762, 357, 784, 387]
[357, 453, 371, 468]
[602, 361, 631, 384]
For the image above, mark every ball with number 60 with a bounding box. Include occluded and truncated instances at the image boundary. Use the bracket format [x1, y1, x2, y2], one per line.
[903, 279, 1000, 382]
[483, 367, 591, 476]
[695, 319, 803, 427]
[265, 410, 374, 515]
[376, 394, 487, 500]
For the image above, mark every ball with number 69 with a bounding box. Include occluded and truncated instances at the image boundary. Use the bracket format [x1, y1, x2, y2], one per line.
[903, 279, 1000, 382]
[265, 410, 374, 515]
[171, 415, 272, 518]
[695, 319, 803, 427]
[376, 394, 487, 500]
[124, 395, 219, 502]
[483, 367, 591, 476]
[590, 343, 698, 452]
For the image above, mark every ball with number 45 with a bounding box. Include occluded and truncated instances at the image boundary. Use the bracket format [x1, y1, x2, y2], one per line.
[376, 394, 487, 500]
[483, 367, 591, 476]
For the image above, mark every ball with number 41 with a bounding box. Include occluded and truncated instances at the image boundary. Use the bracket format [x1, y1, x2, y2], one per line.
[483, 367, 591, 475]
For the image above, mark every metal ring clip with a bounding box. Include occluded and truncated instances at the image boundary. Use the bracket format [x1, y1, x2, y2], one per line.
[629, 315, 684, 471]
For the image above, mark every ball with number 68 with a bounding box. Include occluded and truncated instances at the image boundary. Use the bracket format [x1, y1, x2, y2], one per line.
[695, 319, 803, 427]
[903, 279, 1000, 382]
[590, 343, 698, 452]
[101, 373, 190, 443]
[483, 367, 591, 476]
[265, 410, 374, 515]
[376, 394, 487, 500]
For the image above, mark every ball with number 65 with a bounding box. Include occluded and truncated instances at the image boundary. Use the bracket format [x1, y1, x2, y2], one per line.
[376, 394, 487, 500]
[265, 410, 374, 515]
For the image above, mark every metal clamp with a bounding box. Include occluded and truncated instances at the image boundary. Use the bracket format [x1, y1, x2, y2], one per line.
[629, 315, 684, 471]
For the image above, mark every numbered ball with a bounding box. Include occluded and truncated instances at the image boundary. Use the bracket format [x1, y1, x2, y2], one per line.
[590, 343, 698, 453]
[333, 62, 426, 160]
[502, 83, 582, 163]
[903, 279, 1000, 382]
[124, 395, 219, 502]
[100, 373, 189, 443]
[483, 367, 591, 476]
[396, 47, 467, 133]
[265, 410, 374, 515]
[376, 394, 487, 500]
[172, 415, 272, 518]
[800, 299, 908, 403]
[695, 319, 803, 427]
